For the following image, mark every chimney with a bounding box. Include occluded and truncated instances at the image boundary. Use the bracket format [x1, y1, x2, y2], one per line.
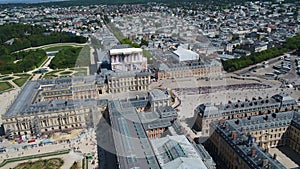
[265, 147, 269, 153]
[265, 115, 269, 121]
[219, 119, 225, 125]
[268, 164, 272, 169]
[262, 159, 269, 166]
[251, 149, 256, 157]
[240, 139, 244, 145]
[226, 124, 230, 129]
[273, 153, 277, 160]
[232, 131, 237, 140]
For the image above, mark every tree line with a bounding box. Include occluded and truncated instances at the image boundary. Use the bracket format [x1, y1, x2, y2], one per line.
[0, 24, 87, 74]
[49, 47, 83, 69]
[222, 34, 300, 72]
[0, 24, 87, 55]
[0, 49, 47, 74]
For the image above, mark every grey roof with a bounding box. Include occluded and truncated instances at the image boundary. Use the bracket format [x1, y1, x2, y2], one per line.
[211, 112, 298, 169]
[106, 70, 151, 79]
[291, 112, 300, 130]
[230, 111, 294, 133]
[196, 94, 296, 119]
[108, 100, 160, 169]
[111, 44, 131, 49]
[150, 135, 208, 169]
[195, 144, 216, 169]
[3, 81, 39, 118]
[3, 75, 103, 118]
[149, 89, 171, 101]
[156, 106, 178, 119]
[195, 103, 219, 119]
[158, 59, 221, 72]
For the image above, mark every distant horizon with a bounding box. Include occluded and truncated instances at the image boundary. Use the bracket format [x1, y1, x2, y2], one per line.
[0, 0, 68, 4]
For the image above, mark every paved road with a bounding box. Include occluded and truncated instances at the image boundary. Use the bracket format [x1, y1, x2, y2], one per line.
[234, 51, 296, 75]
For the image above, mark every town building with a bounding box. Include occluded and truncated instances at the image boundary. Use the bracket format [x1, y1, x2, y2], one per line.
[2, 74, 153, 138]
[107, 97, 215, 169]
[194, 94, 297, 136]
[206, 110, 300, 169]
[106, 70, 151, 94]
[148, 89, 172, 111]
[156, 59, 222, 80]
[2, 77, 108, 138]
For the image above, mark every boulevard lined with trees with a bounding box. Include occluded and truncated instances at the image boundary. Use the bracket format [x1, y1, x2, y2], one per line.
[222, 34, 300, 72]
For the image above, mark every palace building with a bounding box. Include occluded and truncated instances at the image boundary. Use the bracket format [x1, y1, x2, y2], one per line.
[109, 47, 147, 72]
[206, 111, 300, 169]
[194, 94, 297, 136]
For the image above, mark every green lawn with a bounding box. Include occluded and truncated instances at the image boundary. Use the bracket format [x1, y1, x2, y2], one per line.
[48, 69, 62, 74]
[42, 69, 62, 79]
[41, 43, 85, 52]
[44, 46, 74, 52]
[73, 67, 88, 76]
[0, 81, 13, 92]
[14, 158, 63, 169]
[1, 76, 14, 81]
[13, 75, 30, 87]
[15, 74, 31, 77]
[43, 74, 58, 79]
[60, 71, 73, 75]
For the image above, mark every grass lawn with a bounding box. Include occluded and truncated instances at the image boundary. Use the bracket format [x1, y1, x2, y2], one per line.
[73, 67, 87, 71]
[48, 69, 62, 74]
[73, 72, 87, 76]
[59, 75, 71, 78]
[43, 69, 62, 79]
[41, 43, 85, 52]
[73, 67, 87, 76]
[0, 81, 14, 92]
[14, 158, 63, 169]
[15, 74, 31, 77]
[43, 74, 58, 79]
[1, 76, 14, 81]
[44, 46, 73, 52]
[60, 71, 73, 75]
[13, 75, 30, 87]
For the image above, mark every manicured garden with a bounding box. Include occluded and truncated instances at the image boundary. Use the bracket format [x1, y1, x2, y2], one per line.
[13, 74, 31, 87]
[0, 149, 70, 168]
[0, 81, 13, 92]
[13, 158, 64, 169]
